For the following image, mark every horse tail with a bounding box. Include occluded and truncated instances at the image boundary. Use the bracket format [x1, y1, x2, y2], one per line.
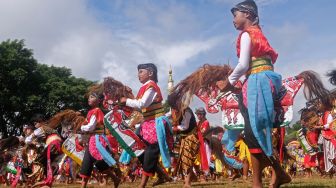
[298, 70, 331, 108]
[207, 136, 226, 166]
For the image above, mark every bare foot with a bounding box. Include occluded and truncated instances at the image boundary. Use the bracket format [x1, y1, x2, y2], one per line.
[229, 173, 241, 181]
[243, 175, 249, 183]
[99, 177, 107, 186]
[183, 184, 191, 188]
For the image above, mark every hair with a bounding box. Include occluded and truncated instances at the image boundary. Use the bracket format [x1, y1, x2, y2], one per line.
[47, 109, 85, 131]
[137, 63, 158, 83]
[168, 64, 232, 119]
[231, 0, 259, 25]
[327, 69, 336, 86]
[86, 83, 104, 102]
[298, 71, 332, 110]
[103, 77, 134, 101]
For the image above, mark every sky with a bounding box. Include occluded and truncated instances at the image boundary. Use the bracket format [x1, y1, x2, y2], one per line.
[0, 0, 335, 126]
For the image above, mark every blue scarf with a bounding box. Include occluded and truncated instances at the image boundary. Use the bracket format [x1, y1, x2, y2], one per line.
[155, 116, 172, 168]
[119, 149, 132, 164]
[95, 135, 116, 166]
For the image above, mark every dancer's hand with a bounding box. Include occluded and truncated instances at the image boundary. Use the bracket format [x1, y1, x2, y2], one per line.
[216, 79, 235, 92]
[119, 97, 127, 105]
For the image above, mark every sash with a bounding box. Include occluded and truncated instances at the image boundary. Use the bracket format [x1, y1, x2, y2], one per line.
[95, 135, 116, 166]
[155, 116, 173, 168]
[119, 149, 132, 164]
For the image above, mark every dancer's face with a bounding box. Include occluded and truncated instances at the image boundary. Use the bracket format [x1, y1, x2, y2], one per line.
[196, 113, 205, 121]
[232, 10, 249, 30]
[138, 69, 152, 84]
[24, 128, 33, 136]
[88, 94, 98, 107]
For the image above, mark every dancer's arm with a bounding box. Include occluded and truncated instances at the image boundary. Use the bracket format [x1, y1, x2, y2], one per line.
[228, 32, 251, 85]
[126, 88, 157, 109]
[81, 115, 97, 132]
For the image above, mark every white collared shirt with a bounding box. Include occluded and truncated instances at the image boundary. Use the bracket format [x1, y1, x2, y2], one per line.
[126, 80, 158, 109]
[228, 32, 251, 85]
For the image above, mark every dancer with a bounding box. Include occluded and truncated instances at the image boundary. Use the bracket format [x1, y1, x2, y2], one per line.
[217, 0, 291, 187]
[167, 92, 199, 188]
[79, 86, 120, 188]
[120, 63, 173, 188]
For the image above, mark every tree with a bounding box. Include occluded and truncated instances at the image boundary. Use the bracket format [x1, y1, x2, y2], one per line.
[36, 64, 93, 116]
[284, 121, 302, 144]
[0, 39, 93, 137]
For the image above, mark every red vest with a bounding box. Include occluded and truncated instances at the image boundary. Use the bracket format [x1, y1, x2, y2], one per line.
[136, 80, 164, 120]
[237, 26, 278, 63]
[86, 107, 105, 130]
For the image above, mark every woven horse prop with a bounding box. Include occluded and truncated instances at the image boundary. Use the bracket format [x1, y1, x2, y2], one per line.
[47, 109, 87, 166]
[11, 112, 73, 188]
[102, 77, 146, 159]
[171, 64, 330, 169]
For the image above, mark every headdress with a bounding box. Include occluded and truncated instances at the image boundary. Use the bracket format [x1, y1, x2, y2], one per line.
[231, 0, 259, 25]
[86, 83, 104, 102]
[137, 63, 158, 83]
[195, 107, 206, 115]
[23, 124, 34, 130]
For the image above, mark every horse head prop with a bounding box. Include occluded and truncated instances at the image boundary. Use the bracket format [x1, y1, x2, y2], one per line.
[47, 109, 86, 138]
[102, 77, 146, 158]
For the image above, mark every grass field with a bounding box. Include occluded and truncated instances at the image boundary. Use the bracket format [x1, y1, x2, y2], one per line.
[47, 176, 336, 188]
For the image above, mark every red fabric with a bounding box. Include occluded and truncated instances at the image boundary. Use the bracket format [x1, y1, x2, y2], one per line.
[322, 111, 330, 125]
[142, 170, 154, 177]
[79, 174, 90, 179]
[136, 80, 163, 102]
[306, 130, 319, 147]
[197, 126, 209, 172]
[75, 137, 84, 152]
[85, 108, 105, 129]
[200, 120, 210, 133]
[44, 140, 61, 186]
[321, 111, 336, 146]
[304, 154, 317, 168]
[237, 26, 278, 63]
[106, 135, 119, 153]
[249, 148, 263, 154]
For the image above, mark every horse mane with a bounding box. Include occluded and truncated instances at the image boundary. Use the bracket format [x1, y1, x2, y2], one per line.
[168, 64, 232, 115]
[47, 109, 85, 130]
[103, 77, 134, 101]
[327, 69, 336, 86]
[85, 83, 104, 98]
[298, 71, 331, 109]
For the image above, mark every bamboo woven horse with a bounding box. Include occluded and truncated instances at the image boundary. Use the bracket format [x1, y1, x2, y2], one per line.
[47, 109, 87, 165]
[102, 77, 146, 158]
[170, 64, 330, 168]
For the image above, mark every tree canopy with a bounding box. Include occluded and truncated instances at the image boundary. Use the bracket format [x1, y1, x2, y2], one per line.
[0, 39, 93, 137]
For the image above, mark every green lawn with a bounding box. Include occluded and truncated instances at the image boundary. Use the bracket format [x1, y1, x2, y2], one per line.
[48, 176, 336, 188]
